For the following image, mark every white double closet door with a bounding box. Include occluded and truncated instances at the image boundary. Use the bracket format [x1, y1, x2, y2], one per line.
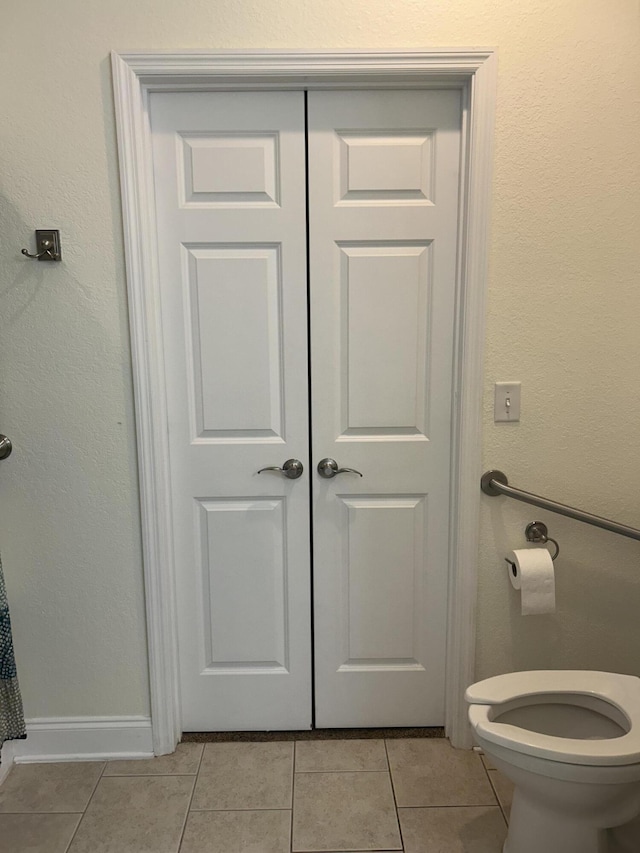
[150, 88, 461, 731]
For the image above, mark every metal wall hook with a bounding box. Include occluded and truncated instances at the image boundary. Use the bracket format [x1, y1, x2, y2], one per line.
[21, 230, 62, 261]
[22, 241, 57, 260]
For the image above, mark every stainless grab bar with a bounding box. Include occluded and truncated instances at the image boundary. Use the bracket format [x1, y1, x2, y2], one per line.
[481, 470, 640, 542]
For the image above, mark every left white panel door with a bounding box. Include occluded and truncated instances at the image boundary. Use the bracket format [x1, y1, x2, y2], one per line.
[149, 91, 312, 730]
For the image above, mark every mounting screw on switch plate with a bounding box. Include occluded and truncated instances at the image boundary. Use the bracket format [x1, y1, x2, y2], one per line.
[494, 381, 521, 422]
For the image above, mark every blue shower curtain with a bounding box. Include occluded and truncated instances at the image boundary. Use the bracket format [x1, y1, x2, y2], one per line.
[0, 556, 25, 754]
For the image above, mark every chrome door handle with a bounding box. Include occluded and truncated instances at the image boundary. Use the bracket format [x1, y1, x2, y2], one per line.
[0, 435, 12, 460]
[317, 458, 363, 479]
[257, 458, 304, 479]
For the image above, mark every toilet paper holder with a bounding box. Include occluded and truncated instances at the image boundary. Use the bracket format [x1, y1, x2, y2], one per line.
[505, 521, 560, 575]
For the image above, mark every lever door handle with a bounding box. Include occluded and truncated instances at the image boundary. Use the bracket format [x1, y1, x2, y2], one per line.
[257, 458, 304, 479]
[317, 458, 363, 479]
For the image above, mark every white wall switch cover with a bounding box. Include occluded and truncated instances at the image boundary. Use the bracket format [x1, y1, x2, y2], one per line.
[494, 381, 521, 422]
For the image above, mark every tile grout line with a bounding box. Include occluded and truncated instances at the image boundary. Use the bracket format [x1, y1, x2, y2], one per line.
[478, 755, 508, 827]
[185, 807, 294, 813]
[394, 803, 507, 810]
[294, 768, 390, 774]
[0, 811, 86, 816]
[104, 772, 199, 778]
[383, 739, 405, 853]
[62, 761, 107, 853]
[189, 806, 297, 813]
[176, 744, 206, 852]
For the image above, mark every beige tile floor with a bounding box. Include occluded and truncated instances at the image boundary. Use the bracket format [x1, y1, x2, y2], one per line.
[0, 738, 514, 853]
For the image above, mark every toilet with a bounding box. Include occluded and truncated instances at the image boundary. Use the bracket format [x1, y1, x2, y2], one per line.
[465, 671, 640, 853]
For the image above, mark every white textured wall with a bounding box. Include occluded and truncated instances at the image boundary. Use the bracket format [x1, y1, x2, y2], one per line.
[0, 1, 638, 718]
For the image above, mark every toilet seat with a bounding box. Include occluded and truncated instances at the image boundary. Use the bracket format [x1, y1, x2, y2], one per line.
[465, 670, 640, 766]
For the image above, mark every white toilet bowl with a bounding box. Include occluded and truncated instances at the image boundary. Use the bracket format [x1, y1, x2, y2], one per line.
[465, 671, 640, 853]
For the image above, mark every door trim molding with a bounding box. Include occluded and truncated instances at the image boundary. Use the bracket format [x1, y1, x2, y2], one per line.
[111, 49, 497, 754]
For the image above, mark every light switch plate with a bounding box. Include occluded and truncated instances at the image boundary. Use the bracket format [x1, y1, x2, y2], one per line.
[494, 381, 521, 422]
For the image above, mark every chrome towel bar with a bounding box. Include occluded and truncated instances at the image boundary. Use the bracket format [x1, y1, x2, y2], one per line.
[481, 470, 640, 542]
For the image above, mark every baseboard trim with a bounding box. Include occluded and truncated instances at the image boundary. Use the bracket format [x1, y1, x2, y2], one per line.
[1, 716, 153, 768]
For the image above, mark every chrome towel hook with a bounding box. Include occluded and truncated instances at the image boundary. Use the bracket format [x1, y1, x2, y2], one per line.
[21, 230, 62, 261]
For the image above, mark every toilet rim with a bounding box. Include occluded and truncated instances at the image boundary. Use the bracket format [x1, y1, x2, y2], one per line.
[465, 670, 640, 767]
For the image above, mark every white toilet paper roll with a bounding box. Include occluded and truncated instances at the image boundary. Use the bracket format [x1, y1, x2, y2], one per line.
[508, 548, 556, 615]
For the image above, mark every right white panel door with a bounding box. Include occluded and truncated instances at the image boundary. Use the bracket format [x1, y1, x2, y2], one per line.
[308, 90, 462, 727]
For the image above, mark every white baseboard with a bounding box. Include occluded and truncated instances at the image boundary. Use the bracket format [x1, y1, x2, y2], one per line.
[1, 716, 153, 769]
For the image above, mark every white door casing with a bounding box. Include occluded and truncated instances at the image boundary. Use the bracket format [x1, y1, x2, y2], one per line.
[308, 90, 461, 727]
[111, 50, 497, 754]
[150, 91, 312, 730]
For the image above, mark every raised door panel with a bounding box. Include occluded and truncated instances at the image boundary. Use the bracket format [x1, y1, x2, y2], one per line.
[338, 131, 433, 202]
[339, 242, 431, 436]
[338, 496, 427, 669]
[197, 498, 289, 672]
[184, 245, 284, 440]
[180, 132, 280, 206]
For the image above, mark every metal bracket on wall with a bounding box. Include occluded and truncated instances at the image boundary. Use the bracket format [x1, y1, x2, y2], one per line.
[0, 435, 12, 460]
[21, 229, 62, 261]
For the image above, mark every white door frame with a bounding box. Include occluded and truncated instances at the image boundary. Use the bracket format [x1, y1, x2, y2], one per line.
[111, 49, 497, 755]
